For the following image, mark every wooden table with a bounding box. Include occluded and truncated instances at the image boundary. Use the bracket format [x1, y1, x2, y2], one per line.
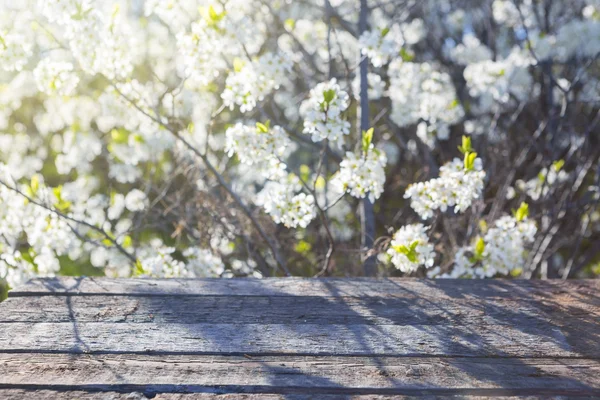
[0, 278, 598, 399]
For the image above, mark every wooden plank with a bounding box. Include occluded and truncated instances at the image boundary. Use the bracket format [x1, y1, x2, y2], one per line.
[0, 294, 597, 326]
[0, 321, 596, 357]
[0, 354, 599, 393]
[0, 391, 575, 400]
[9, 277, 600, 300]
[2, 278, 600, 397]
[0, 392, 293, 400]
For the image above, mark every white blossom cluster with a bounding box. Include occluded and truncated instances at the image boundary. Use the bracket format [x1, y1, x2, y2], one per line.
[358, 19, 425, 68]
[34, 96, 99, 136]
[2, 0, 598, 284]
[182, 247, 226, 277]
[301, 79, 351, 148]
[464, 51, 533, 111]
[0, 33, 32, 72]
[137, 240, 190, 278]
[176, 3, 257, 87]
[40, 0, 137, 80]
[0, 248, 35, 289]
[0, 171, 80, 287]
[177, 21, 227, 86]
[257, 178, 316, 229]
[89, 246, 133, 278]
[0, 159, 154, 287]
[388, 61, 464, 145]
[358, 27, 400, 67]
[135, 239, 240, 279]
[448, 35, 493, 65]
[351, 72, 386, 100]
[386, 223, 435, 273]
[492, 0, 525, 27]
[96, 82, 176, 185]
[222, 53, 293, 112]
[124, 189, 149, 212]
[431, 215, 537, 278]
[514, 163, 569, 201]
[53, 130, 102, 175]
[405, 156, 486, 220]
[33, 60, 80, 96]
[333, 144, 387, 203]
[144, 0, 197, 31]
[553, 19, 600, 61]
[0, 132, 44, 180]
[225, 122, 291, 166]
[400, 18, 426, 45]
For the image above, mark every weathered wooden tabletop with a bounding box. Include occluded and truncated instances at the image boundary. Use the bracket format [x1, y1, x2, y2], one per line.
[0, 278, 599, 399]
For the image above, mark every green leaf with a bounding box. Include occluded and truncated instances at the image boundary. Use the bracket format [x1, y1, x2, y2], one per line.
[314, 176, 326, 189]
[256, 121, 269, 133]
[393, 245, 409, 254]
[409, 240, 419, 252]
[464, 151, 477, 171]
[21, 248, 35, 264]
[134, 259, 144, 276]
[30, 175, 40, 196]
[380, 27, 390, 37]
[203, 5, 226, 28]
[284, 18, 295, 30]
[324, 91, 334, 103]
[513, 202, 529, 222]
[478, 219, 488, 233]
[393, 240, 420, 263]
[52, 185, 72, 212]
[510, 267, 523, 277]
[322, 89, 336, 104]
[475, 237, 485, 258]
[52, 186, 62, 202]
[320, 88, 337, 112]
[122, 235, 133, 249]
[294, 240, 312, 254]
[233, 57, 245, 72]
[537, 171, 546, 182]
[208, 5, 225, 21]
[457, 135, 472, 154]
[111, 128, 129, 144]
[299, 164, 310, 183]
[552, 159, 565, 172]
[399, 48, 415, 61]
[362, 127, 374, 153]
[111, 3, 120, 19]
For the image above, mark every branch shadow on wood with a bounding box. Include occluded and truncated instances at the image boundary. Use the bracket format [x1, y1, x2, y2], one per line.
[2, 278, 599, 397]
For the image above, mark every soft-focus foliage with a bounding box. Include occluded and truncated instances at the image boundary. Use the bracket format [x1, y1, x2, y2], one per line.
[1, 0, 599, 289]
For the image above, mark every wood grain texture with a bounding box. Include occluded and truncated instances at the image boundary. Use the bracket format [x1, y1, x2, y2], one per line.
[0, 321, 597, 357]
[0, 295, 597, 325]
[0, 277, 599, 398]
[10, 277, 600, 299]
[1, 354, 599, 390]
[0, 391, 576, 400]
